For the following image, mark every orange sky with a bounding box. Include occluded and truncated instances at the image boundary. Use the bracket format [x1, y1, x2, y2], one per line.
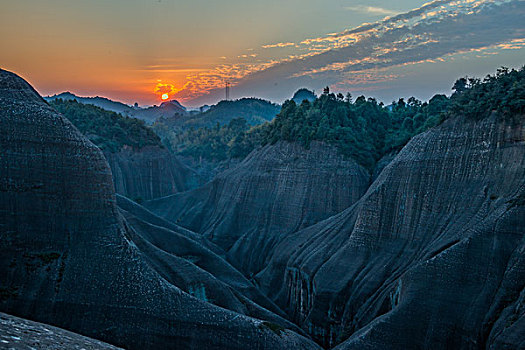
[2, 0, 384, 105]
[0, 0, 434, 106]
[1, 0, 524, 107]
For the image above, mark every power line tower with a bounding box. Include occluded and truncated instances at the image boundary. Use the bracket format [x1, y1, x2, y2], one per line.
[225, 81, 230, 101]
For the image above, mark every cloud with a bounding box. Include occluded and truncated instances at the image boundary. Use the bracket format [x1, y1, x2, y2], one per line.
[344, 5, 398, 16]
[154, 83, 178, 95]
[175, 0, 525, 104]
[262, 42, 296, 49]
[142, 68, 208, 73]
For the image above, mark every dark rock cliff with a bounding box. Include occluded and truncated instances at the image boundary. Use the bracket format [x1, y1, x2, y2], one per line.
[105, 145, 200, 201]
[0, 69, 320, 350]
[145, 141, 370, 277]
[258, 113, 525, 348]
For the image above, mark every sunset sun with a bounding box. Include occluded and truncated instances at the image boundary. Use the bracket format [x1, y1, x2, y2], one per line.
[161, 93, 169, 100]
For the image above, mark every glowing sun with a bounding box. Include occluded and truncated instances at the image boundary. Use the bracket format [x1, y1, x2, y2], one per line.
[161, 93, 169, 100]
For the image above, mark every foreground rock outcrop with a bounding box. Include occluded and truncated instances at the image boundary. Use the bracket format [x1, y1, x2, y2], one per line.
[146, 141, 370, 276]
[258, 113, 525, 348]
[0, 312, 122, 349]
[105, 145, 199, 201]
[0, 69, 319, 349]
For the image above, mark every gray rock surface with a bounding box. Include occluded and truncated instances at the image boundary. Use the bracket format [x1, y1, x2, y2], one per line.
[145, 141, 370, 277]
[116, 194, 306, 334]
[0, 312, 122, 349]
[258, 114, 525, 348]
[0, 69, 320, 350]
[105, 146, 200, 201]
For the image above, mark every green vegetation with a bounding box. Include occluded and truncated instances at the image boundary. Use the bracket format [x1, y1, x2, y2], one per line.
[152, 98, 279, 162]
[449, 66, 525, 120]
[239, 67, 523, 170]
[156, 92, 448, 168]
[154, 98, 279, 132]
[246, 91, 448, 169]
[292, 88, 316, 104]
[188, 98, 279, 127]
[50, 99, 162, 152]
[113, 67, 525, 171]
[161, 118, 251, 162]
[384, 94, 449, 154]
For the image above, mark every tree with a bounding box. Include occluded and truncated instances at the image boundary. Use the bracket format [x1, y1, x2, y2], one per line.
[452, 77, 468, 94]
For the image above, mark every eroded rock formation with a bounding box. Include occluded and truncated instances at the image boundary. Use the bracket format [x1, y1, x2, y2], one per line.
[105, 145, 200, 201]
[2, 67, 523, 350]
[0, 69, 320, 350]
[145, 141, 370, 276]
[258, 114, 525, 349]
[0, 312, 123, 349]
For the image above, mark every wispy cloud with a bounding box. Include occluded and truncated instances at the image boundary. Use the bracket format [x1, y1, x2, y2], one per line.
[344, 5, 398, 16]
[262, 42, 296, 49]
[171, 0, 525, 104]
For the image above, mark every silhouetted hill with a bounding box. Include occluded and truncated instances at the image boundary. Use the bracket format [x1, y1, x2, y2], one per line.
[155, 97, 279, 130]
[46, 92, 135, 115]
[46, 92, 187, 124]
[291, 88, 316, 104]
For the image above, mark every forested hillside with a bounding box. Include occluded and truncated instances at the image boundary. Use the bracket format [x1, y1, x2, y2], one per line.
[161, 92, 449, 169]
[50, 99, 162, 152]
[187, 98, 280, 127]
[161, 67, 524, 171]
[163, 118, 250, 162]
[249, 92, 448, 170]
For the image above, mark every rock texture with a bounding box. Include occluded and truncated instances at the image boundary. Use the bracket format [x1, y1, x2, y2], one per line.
[258, 114, 525, 348]
[105, 145, 200, 201]
[0, 69, 320, 350]
[116, 194, 304, 333]
[0, 312, 122, 349]
[145, 141, 370, 276]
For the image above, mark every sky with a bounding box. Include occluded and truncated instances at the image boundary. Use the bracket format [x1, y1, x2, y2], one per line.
[1, 0, 524, 107]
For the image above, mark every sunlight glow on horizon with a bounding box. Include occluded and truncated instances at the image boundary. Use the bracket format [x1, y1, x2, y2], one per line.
[1, 0, 523, 107]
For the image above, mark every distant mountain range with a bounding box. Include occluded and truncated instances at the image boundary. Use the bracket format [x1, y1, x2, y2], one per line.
[45, 92, 188, 124]
[165, 98, 280, 129]
[44, 92, 281, 128]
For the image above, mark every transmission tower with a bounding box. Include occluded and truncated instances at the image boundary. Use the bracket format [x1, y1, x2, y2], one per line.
[225, 81, 230, 101]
